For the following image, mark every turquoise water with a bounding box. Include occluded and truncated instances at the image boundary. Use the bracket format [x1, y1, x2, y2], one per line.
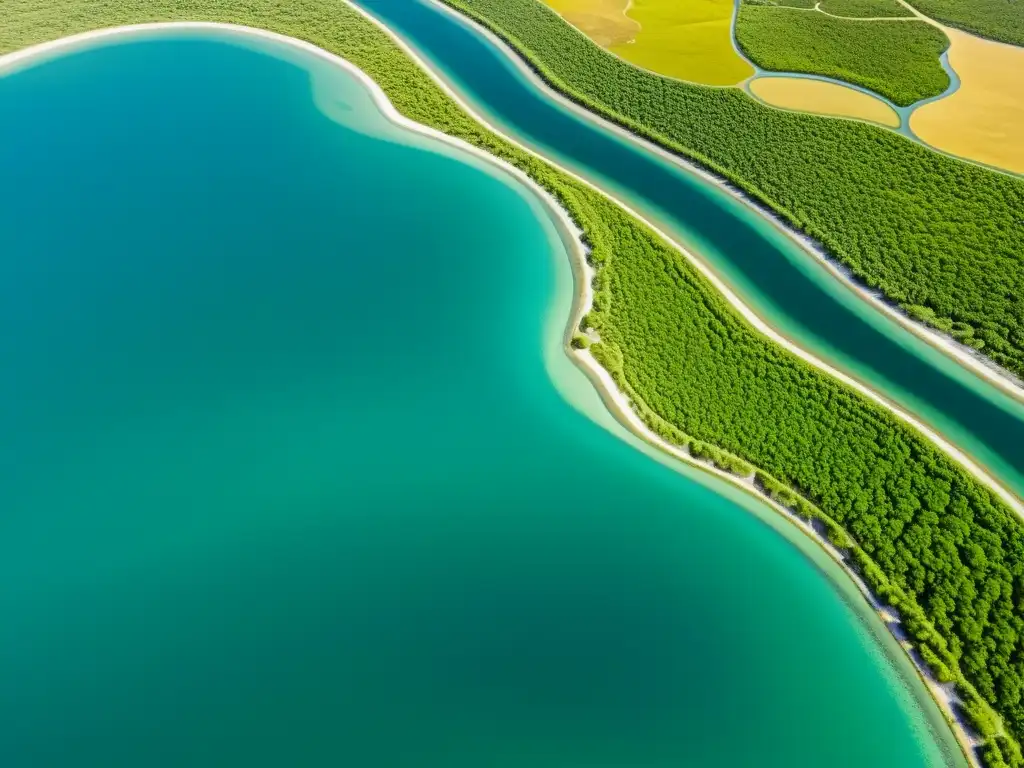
[357, 0, 1024, 501]
[0, 31, 963, 767]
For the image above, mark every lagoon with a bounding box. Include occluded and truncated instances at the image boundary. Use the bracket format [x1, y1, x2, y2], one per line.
[0, 30, 964, 768]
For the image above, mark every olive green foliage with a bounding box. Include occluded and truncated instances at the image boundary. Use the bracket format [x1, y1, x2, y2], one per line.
[4, 1, 1024, 765]
[747, 0, 914, 18]
[818, 0, 914, 17]
[736, 6, 949, 104]
[908, 0, 1024, 46]
[745, 0, 819, 7]
[443, 0, 1024, 380]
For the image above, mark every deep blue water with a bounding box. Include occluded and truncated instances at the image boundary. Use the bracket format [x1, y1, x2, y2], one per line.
[0, 31, 961, 767]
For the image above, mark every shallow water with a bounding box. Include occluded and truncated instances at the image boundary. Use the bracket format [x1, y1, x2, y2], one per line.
[0, 31, 963, 768]
[356, 0, 1024, 501]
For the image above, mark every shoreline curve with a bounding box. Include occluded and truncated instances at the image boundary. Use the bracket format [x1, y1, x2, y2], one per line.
[0, 19, 984, 766]
[417, 0, 1024, 504]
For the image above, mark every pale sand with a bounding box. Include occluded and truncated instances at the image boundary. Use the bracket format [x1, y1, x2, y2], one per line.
[750, 75, 901, 126]
[910, 27, 1024, 175]
[608, 0, 754, 85]
[542, 0, 639, 47]
[542, 0, 752, 85]
[0, 19, 997, 762]
[446, 0, 1024, 409]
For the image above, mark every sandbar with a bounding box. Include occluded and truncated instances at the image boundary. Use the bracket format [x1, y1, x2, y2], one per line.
[750, 75, 901, 126]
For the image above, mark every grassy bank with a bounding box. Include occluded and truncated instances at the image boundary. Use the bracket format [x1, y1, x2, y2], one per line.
[906, 0, 1024, 47]
[441, 0, 1024, 380]
[3, 1, 1023, 765]
[735, 4, 949, 105]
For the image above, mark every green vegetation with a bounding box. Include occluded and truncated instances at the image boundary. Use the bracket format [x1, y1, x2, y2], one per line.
[907, 0, 1024, 47]
[820, 0, 913, 17]
[735, 5, 949, 104]
[4, 2, 1024, 766]
[821, 0, 913, 16]
[744, 0, 912, 16]
[442, 0, 1024, 379]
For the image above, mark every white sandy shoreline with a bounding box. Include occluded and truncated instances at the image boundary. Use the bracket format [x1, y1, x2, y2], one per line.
[429, 0, 1024, 408]
[0, 18, 983, 765]
[409, 2, 1024, 514]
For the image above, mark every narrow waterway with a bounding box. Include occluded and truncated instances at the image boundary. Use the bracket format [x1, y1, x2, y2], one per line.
[0, 27, 965, 768]
[355, 0, 1024, 501]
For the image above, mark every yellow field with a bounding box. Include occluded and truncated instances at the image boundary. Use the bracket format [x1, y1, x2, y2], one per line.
[544, 0, 754, 85]
[910, 28, 1024, 175]
[612, 0, 754, 84]
[543, 0, 639, 47]
[749, 77, 901, 127]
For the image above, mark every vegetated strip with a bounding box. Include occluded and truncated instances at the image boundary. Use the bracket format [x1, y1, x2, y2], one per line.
[816, 0, 915, 19]
[734, 3, 950, 106]
[904, 0, 1024, 47]
[444, 0, 1024, 383]
[409, 1, 1022, 762]
[3, 2, 1022, 766]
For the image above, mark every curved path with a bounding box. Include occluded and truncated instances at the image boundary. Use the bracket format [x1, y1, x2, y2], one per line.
[738, 0, 1024, 177]
[766, 2, 914, 20]
[731, 0, 958, 129]
[812, 2, 915, 21]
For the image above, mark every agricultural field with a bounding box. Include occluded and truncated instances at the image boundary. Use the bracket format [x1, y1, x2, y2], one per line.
[542, 0, 638, 47]
[748, 75, 900, 126]
[907, 0, 1024, 46]
[911, 27, 1024, 175]
[543, 0, 754, 85]
[735, 3, 950, 105]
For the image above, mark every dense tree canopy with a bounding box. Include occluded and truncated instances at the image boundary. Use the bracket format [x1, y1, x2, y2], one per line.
[818, 0, 914, 18]
[736, 4, 950, 105]
[907, 0, 1024, 46]
[442, 0, 1024, 381]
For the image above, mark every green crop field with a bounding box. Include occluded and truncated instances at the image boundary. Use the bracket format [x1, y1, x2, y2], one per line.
[819, 0, 914, 18]
[908, 0, 1024, 46]
[736, 4, 949, 105]
[4, 2, 1024, 767]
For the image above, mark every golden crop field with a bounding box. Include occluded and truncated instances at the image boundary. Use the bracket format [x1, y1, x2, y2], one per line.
[749, 76, 900, 127]
[910, 27, 1024, 176]
[544, 0, 639, 46]
[544, 0, 754, 85]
